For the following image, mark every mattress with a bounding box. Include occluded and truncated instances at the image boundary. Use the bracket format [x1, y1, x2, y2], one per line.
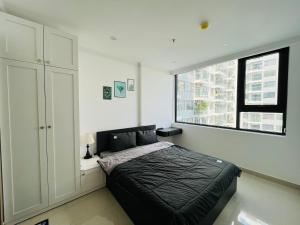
[100, 143, 241, 225]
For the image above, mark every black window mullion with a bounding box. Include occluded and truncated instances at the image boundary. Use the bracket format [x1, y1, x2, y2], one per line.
[240, 105, 283, 112]
[175, 75, 178, 122]
[277, 48, 289, 132]
[236, 47, 289, 134]
[237, 58, 245, 129]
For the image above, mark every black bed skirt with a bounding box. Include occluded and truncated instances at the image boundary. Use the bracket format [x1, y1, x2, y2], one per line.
[107, 176, 237, 225]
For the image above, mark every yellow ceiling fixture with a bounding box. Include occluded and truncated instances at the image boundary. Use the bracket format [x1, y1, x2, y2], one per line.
[200, 21, 209, 30]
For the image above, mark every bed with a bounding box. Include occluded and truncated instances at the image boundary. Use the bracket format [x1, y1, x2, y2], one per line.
[96, 125, 241, 225]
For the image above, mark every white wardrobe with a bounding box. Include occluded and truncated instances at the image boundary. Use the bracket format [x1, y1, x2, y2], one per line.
[0, 12, 80, 224]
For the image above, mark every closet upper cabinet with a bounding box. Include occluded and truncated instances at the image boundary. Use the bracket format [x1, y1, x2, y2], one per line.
[44, 27, 78, 70]
[0, 12, 43, 64]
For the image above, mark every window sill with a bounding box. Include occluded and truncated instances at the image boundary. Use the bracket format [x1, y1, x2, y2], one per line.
[174, 121, 286, 136]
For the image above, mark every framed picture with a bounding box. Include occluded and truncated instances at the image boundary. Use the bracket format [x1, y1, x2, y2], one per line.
[114, 81, 126, 98]
[127, 79, 135, 91]
[103, 86, 112, 100]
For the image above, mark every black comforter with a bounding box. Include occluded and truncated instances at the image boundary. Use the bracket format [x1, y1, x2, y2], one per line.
[107, 145, 241, 225]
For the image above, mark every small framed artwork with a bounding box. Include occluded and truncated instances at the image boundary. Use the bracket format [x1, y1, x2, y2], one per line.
[103, 86, 112, 100]
[127, 79, 135, 91]
[114, 81, 126, 98]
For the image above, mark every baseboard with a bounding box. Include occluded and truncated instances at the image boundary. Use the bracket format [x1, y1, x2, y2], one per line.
[241, 167, 300, 190]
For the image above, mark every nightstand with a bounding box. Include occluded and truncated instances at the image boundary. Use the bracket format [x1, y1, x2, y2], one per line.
[156, 127, 183, 137]
[80, 156, 106, 194]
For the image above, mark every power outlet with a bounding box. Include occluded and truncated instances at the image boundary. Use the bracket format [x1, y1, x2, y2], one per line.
[35, 219, 49, 225]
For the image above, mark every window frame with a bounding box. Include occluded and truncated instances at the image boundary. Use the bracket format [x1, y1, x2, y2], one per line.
[175, 47, 289, 135]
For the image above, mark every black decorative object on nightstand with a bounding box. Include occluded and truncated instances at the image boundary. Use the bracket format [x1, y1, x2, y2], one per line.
[81, 133, 95, 159]
[35, 219, 49, 225]
[156, 127, 183, 137]
[84, 144, 92, 159]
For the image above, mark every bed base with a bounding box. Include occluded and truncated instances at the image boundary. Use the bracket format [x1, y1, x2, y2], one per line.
[107, 176, 237, 225]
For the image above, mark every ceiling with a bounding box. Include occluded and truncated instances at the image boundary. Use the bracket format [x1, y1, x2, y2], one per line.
[2, 0, 300, 71]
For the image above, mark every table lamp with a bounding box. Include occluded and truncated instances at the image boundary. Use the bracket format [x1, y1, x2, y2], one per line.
[81, 133, 95, 159]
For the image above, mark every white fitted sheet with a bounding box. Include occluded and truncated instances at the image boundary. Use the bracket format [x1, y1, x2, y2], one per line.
[98, 141, 174, 175]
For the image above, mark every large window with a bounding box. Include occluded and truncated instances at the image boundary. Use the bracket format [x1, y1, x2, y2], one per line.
[175, 47, 289, 135]
[176, 60, 238, 128]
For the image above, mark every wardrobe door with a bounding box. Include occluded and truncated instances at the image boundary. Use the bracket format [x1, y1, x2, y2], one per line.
[45, 66, 80, 205]
[0, 59, 48, 223]
[0, 12, 43, 64]
[44, 27, 78, 70]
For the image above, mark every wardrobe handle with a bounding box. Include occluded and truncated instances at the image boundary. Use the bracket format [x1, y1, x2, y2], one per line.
[40, 126, 45, 130]
[47, 125, 52, 129]
[45, 60, 50, 64]
[36, 59, 42, 63]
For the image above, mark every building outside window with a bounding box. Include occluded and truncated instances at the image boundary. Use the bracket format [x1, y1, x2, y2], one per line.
[176, 60, 238, 128]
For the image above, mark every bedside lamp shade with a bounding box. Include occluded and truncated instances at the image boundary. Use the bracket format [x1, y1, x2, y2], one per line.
[81, 133, 95, 145]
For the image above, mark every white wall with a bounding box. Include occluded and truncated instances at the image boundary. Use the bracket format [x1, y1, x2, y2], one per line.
[0, 2, 5, 11]
[78, 49, 139, 155]
[78, 50, 173, 156]
[79, 50, 139, 133]
[173, 39, 300, 186]
[140, 66, 173, 128]
[140, 66, 174, 143]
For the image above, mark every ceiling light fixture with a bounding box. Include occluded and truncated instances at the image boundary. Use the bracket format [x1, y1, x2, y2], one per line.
[110, 36, 117, 40]
[200, 21, 209, 30]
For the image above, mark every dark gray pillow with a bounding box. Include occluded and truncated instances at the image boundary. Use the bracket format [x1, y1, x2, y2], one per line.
[110, 132, 136, 152]
[137, 130, 158, 146]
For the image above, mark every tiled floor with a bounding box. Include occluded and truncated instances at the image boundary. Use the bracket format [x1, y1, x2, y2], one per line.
[20, 172, 300, 225]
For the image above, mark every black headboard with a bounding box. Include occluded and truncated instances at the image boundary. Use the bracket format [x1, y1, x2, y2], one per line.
[96, 125, 156, 155]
